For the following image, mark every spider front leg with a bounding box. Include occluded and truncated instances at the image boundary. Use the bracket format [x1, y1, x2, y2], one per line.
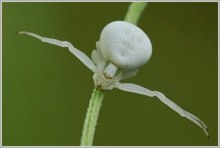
[116, 82, 209, 137]
[18, 31, 96, 72]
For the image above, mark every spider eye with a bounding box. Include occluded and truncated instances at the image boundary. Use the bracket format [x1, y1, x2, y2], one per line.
[103, 62, 118, 79]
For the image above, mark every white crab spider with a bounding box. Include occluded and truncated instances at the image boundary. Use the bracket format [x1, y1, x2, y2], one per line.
[18, 21, 209, 137]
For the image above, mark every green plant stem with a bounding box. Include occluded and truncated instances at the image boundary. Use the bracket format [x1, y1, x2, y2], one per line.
[124, 2, 148, 25]
[80, 2, 148, 146]
[80, 88, 105, 146]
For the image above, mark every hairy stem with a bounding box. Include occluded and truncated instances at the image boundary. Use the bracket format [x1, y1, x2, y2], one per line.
[80, 2, 148, 146]
[80, 88, 105, 146]
[124, 2, 148, 25]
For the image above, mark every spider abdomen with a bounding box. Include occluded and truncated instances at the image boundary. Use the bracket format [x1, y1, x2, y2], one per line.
[99, 21, 152, 71]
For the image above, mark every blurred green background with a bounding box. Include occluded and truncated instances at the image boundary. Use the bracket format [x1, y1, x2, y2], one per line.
[2, 2, 218, 146]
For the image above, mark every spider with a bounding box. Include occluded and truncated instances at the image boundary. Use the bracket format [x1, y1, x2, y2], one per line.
[18, 21, 209, 137]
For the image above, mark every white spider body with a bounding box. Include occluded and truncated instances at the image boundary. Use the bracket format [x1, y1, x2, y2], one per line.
[99, 21, 152, 73]
[18, 20, 209, 137]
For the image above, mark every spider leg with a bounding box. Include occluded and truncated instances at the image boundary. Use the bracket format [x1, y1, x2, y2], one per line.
[116, 82, 209, 137]
[18, 31, 96, 72]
